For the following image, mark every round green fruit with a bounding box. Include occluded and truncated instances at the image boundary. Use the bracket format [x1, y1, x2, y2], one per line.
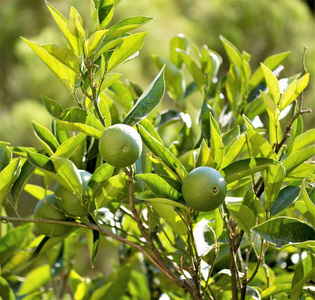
[34, 194, 72, 237]
[55, 170, 95, 217]
[98, 124, 142, 168]
[182, 166, 227, 212]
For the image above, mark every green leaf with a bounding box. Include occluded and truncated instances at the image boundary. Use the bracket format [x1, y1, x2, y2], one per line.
[194, 218, 216, 256]
[176, 49, 205, 91]
[299, 179, 315, 220]
[53, 133, 86, 159]
[252, 217, 315, 248]
[249, 51, 290, 92]
[221, 134, 246, 168]
[108, 80, 134, 111]
[261, 284, 291, 299]
[227, 204, 256, 234]
[210, 113, 224, 169]
[278, 73, 309, 110]
[67, 6, 85, 56]
[287, 128, 315, 154]
[42, 44, 80, 74]
[196, 139, 214, 168]
[0, 146, 12, 172]
[24, 184, 53, 200]
[84, 29, 108, 57]
[263, 165, 286, 211]
[220, 36, 242, 70]
[260, 63, 280, 104]
[282, 145, 315, 176]
[290, 254, 315, 300]
[11, 160, 35, 203]
[42, 94, 63, 119]
[226, 65, 241, 115]
[98, 0, 114, 29]
[170, 34, 190, 68]
[107, 32, 148, 72]
[50, 157, 82, 195]
[32, 121, 59, 155]
[96, 172, 128, 208]
[270, 186, 300, 216]
[140, 119, 163, 144]
[0, 158, 21, 207]
[136, 191, 189, 211]
[18, 264, 52, 296]
[243, 115, 278, 160]
[86, 227, 100, 268]
[22, 38, 76, 93]
[136, 173, 181, 200]
[151, 55, 185, 100]
[221, 158, 277, 184]
[123, 67, 165, 126]
[105, 16, 153, 42]
[100, 73, 122, 92]
[138, 125, 188, 181]
[0, 277, 15, 300]
[88, 163, 115, 197]
[222, 126, 240, 146]
[151, 202, 187, 235]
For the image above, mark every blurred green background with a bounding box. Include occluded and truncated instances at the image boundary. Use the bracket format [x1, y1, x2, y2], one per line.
[1, 0, 314, 148]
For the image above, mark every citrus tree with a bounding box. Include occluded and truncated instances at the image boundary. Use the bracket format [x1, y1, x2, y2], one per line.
[0, 1, 314, 299]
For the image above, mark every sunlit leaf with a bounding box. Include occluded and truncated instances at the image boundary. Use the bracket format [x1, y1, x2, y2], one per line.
[227, 204, 256, 234]
[299, 179, 315, 220]
[170, 34, 190, 68]
[0, 146, 12, 172]
[53, 133, 86, 159]
[0, 277, 15, 300]
[123, 67, 165, 126]
[194, 218, 216, 256]
[210, 113, 224, 169]
[98, 0, 114, 29]
[84, 29, 108, 57]
[252, 217, 315, 248]
[270, 186, 300, 216]
[287, 128, 315, 154]
[261, 63, 280, 104]
[261, 284, 291, 299]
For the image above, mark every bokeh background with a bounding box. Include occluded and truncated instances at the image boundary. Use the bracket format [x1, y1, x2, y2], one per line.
[1, 0, 314, 148]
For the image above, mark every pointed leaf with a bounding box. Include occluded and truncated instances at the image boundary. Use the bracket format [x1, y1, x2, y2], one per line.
[210, 113, 224, 169]
[279, 73, 309, 110]
[136, 173, 181, 200]
[261, 63, 280, 104]
[220, 36, 242, 70]
[98, 0, 114, 29]
[221, 134, 246, 168]
[0, 158, 21, 207]
[24, 184, 53, 200]
[107, 32, 148, 72]
[194, 218, 216, 256]
[196, 139, 214, 168]
[53, 133, 86, 158]
[123, 67, 165, 126]
[22, 38, 76, 92]
[0, 277, 15, 300]
[252, 217, 315, 248]
[67, 6, 85, 56]
[100, 72, 122, 92]
[299, 179, 315, 220]
[221, 158, 277, 184]
[0, 146, 12, 172]
[270, 186, 300, 216]
[170, 34, 190, 68]
[138, 125, 188, 181]
[84, 30, 108, 57]
[288, 128, 315, 154]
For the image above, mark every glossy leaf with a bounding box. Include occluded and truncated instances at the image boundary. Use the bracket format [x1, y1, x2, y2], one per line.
[299, 179, 315, 220]
[123, 66, 165, 126]
[100, 72, 122, 92]
[86, 227, 100, 268]
[222, 126, 240, 146]
[221, 158, 277, 184]
[226, 65, 241, 115]
[22, 38, 77, 92]
[270, 185, 300, 216]
[282, 145, 315, 176]
[221, 134, 246, 168]
[107, 32, 148, 72]
[32, 121, 59, 155]
[140, 118, 163, 144]
[263, 164, 286, 210]
[11, 159, 35, 203]
[261, 63, 280, 104]
[24, 184, 53, 200]
[67, 6, 85, 56]
[98, 0, 114, 29]
[210, 113, 224, 169]
[278, 73, 309, 110]
[136, 173, 181, 200]
[51, 156, 82, 195]
[287, 128, 315, 154]
[227, 204, 256, 234]
[194, 218, 216, 256]
[170, 34, 190, 68]
[249, 51, 290, 92]
[139, 125, 188, 181]
[53, 133, 86, 159]
[136, 191, 189, 211]
[0, 158, 21, 207]
[220, 36, 242, 70]
[252, 217, 315, 248]
[196, 139, 214, 168]
[42, 94, 63, 119]
[151, 202, 187, 235]
[152, 55, 185, 100]
[18, 264, 52, 296]
[261, 284, 291, 299]
[88, 163, 115, 197]
[84, 29, 108, 57]
[0, 146, 12, 172]
[290, 254, 315, 300]
[243, 115, 278, 160]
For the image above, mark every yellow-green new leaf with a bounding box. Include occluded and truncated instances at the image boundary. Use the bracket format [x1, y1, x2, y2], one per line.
[278, 73, 309, 111]
[261, 63, 280, 104]
[210, 113, 224, 169]
[22, 38, 77, 92]
[67, 6, 85, 56]
[84, 30, 108, 57]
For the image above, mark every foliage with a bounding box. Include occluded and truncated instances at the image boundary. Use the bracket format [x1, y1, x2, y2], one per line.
[0, 1, 314, 299]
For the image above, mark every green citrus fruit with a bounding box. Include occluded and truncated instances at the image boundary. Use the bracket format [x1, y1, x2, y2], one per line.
[182, 166, 227, 212]
[98, 124, 142, 168]
[55, 170, 95, 217]
[34, 194, 72, 237]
